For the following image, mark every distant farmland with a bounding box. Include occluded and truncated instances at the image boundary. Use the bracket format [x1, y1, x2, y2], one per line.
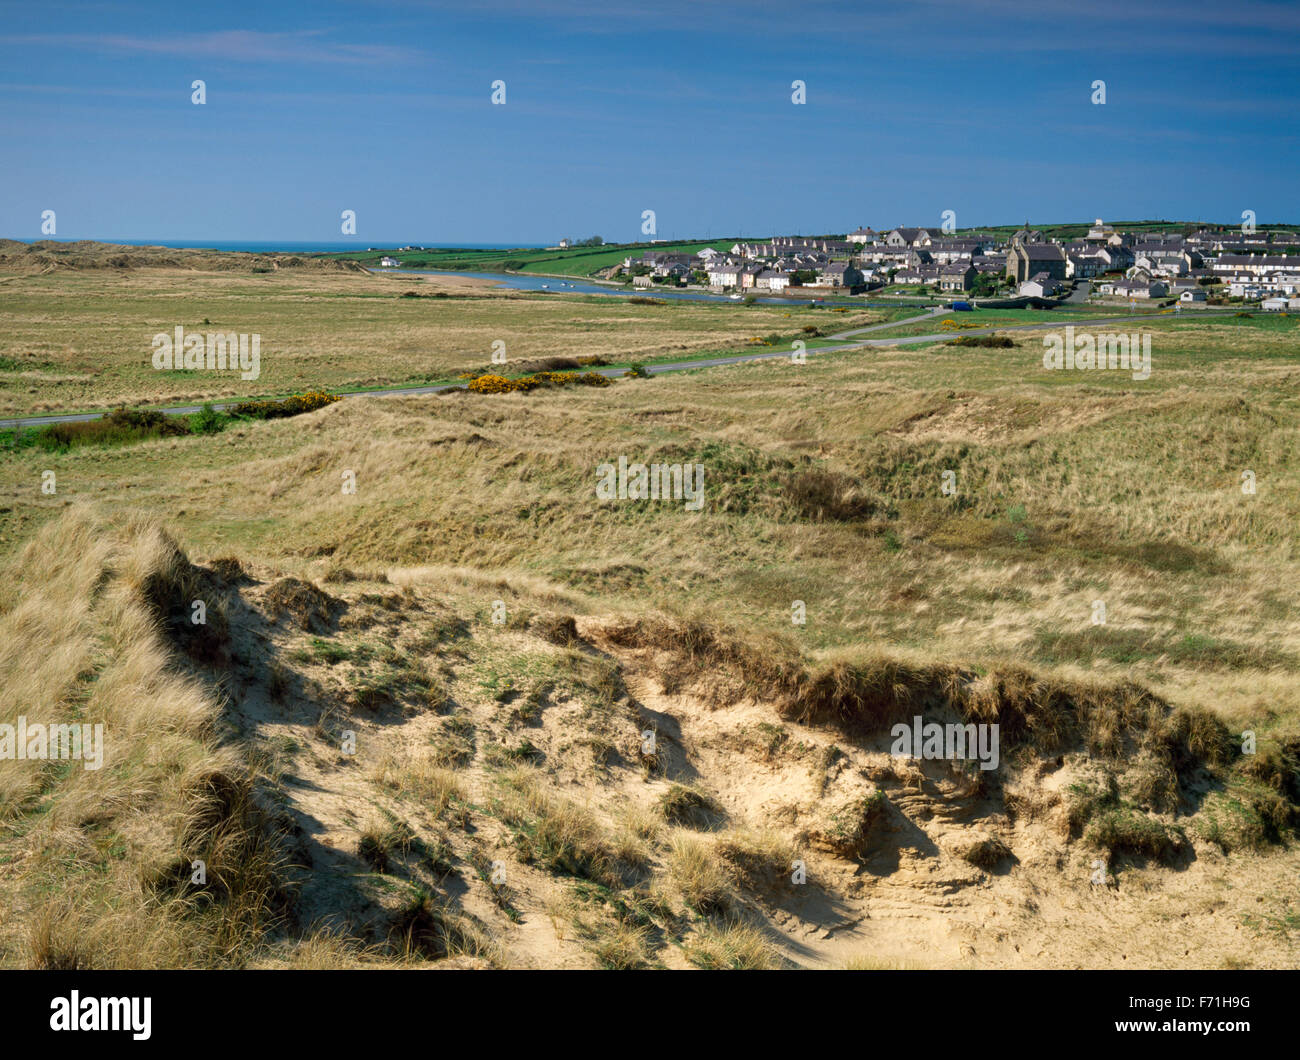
[328, 239, 744, 277]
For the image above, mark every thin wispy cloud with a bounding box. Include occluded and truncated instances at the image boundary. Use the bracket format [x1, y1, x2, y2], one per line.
[0, 29, 427, 65]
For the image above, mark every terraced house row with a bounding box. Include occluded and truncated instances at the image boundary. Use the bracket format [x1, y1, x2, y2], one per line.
[613, 219, 1300, 305]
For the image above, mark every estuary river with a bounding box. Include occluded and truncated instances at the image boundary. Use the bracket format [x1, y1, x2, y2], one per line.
[372, 268, 902, 308]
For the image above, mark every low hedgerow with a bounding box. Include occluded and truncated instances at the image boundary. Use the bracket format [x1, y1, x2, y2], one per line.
[29, 407, 191, 451]
[230, 391, 341, 418]
[12, 392, 346, 453]
[946, 335, 1016, 348]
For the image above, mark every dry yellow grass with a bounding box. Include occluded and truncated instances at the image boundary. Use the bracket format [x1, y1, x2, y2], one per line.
[0, 507, 276, 968]
[0, 264, 887, 414]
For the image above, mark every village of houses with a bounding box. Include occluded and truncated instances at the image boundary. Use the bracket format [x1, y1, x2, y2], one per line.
[609, 220, 1300, 310]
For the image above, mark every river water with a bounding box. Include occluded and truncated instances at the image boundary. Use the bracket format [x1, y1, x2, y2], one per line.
[372, 268, 904, 309]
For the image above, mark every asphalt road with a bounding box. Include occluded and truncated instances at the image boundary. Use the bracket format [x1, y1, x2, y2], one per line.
[0, 305, 1231, 431]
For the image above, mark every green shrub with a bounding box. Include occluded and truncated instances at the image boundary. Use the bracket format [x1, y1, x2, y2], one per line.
[230, 391, 341, 419]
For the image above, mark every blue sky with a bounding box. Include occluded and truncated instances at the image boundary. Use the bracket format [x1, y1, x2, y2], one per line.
[1, 0, 1296, 244]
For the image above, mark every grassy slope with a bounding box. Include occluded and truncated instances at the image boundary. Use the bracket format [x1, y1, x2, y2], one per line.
[4, 313, 1299, 708]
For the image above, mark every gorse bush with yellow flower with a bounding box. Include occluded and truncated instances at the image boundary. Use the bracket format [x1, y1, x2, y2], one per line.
[231, 391, 342, 419]
[466, 371, 612, 395]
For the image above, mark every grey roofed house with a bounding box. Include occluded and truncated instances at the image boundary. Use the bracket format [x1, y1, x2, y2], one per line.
[857, 244, 909, 261]
[1007, 240, 1067, 282]
[927, 239, 984, 262]
[1067, 254, 1104, 277]
[886, 227, 933, 246]
[894, 260, 943, 282]
[817, 262, 865, 286]
[939, 263, 976, 290]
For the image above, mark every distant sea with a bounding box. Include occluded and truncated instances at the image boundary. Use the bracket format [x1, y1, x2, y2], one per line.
[30, 239, 546, 253]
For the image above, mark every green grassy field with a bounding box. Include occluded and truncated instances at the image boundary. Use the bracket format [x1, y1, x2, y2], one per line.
[330, 239, 744, 277]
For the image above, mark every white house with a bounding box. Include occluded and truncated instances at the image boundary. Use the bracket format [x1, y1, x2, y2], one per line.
[379, 256, 400, 268]
[707, 263, 743, 287]
[1111, 280, 1168, 299]
[1179, 288, 1207, 303]
[1019, 272, 1059, 297]
[1086, 218, 1116, 242]
[1261, 297, 1289, 312]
